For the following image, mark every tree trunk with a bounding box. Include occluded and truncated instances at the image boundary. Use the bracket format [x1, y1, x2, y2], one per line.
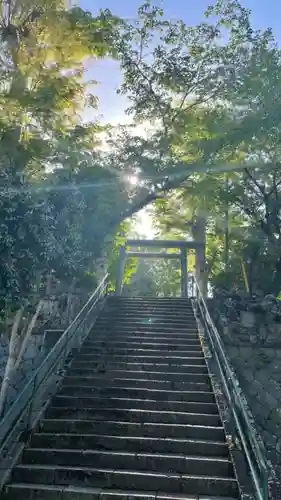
[224, 175, 229, 268]
[272, 257, 281, 295]
[14, 300, 43, 371]
[192, 213, 207, 297]
[0, 308, 24, 417]
[63, 278, 76, 325]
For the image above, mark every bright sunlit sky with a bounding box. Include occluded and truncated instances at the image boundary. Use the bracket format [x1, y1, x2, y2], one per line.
[78, 0, 281, 237]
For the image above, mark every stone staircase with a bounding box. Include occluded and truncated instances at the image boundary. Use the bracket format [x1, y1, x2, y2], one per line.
[4, 297, 240, 499]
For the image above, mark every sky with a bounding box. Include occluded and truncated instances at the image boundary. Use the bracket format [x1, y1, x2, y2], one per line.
[78, 0, 281, 124]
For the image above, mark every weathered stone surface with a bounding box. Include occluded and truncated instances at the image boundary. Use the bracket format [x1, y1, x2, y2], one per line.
[264, 392, 279, 409]
[243, 369, 254, 383]
[209, 293, 281, 345]
[209, 293, 281, 465]
[276, 439, 281, 454]
[210, 296, 281, 497]
[240, 310, 255, 328]
[263, 431, 278, 449]
[268, 380, 281, 400]
[255, 370, 271, 386]
[248, 379, 263, 397]
[224, 343, 281, 467]
[0, 332, 45, 412]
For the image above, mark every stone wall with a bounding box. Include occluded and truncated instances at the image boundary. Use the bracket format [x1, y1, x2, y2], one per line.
[0, 332, 45, 411]
[207, 292, 281, 495]
[209, 292, 281, 345]
[226, 344, 281, 466]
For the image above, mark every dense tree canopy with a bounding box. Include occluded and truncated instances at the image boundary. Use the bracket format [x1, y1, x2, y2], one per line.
[0, 0, 123, 310]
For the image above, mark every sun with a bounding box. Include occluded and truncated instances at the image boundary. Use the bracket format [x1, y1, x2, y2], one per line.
[127, 175, 139, 186]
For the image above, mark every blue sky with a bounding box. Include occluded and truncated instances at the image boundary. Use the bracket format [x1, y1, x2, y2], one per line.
[79, 0, 281, 123]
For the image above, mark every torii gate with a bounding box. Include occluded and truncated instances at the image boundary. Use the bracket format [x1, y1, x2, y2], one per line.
[116, 238, 206, 297]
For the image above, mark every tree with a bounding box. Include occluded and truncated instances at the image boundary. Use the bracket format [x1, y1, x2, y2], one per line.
[0, 0, 129, 414]
[123, 257, 181, 297]
[0, 0, 121, 305]
[94, 0, 277, 231]
[107, 0, 281, 296]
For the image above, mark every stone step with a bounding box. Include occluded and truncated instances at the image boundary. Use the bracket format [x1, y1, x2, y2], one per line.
[39, 419, 223, 440]
[66, 369, 210, 384]
[46, 407, 220, 423]
[3, 297, 238, 500]
[102, 312, 196, 320]
[101, 303, 193, 310]
[101, 312, 195, 319]
[108, 297, 191, 301]
[106, 298, 192, 303]
[107, 299, 192, 306]
[93, 330, 200, 338]
[101, 317, 196, 325]
[107, 301, 193, 306]
[11, 465, 238, 497]
[90, 332, 200, 341]
[69, 362, 209, 374]
[88, 334, 201, 343]
[76, 349, 204, 359]
[102, 308, 194, 315]
[22, 448, 233, 477]
[95, 325, 198, 333]
[106, 304, 193, 311]
[57, 386, 215, 403]
[99, 306, 196, 319]
[48, 397, 219, 416]
[97, 317, 196, 325]
[61, 378, 211, 392]
[108, 305, 194, 308]
[104, 317, 197, 321]
[96, 321, 198, 330]
[31, 433, 227, 455]
[109, 296, 190, 298]
[84, 339, 202, 347]
[83, 340, 200, 349]
[81, 341, 202, 351]
[103, 302, 194, 314]
[4, 483, 239, 500]
[73, 355, 206, 365]
[52, 396, 217, 413]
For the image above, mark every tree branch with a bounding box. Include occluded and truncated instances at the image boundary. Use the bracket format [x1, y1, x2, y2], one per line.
[268, 168, 281, 199]
[244, 167, 266, 197]
[110, 169, 193, 230]
[234, 197, 279, 248]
